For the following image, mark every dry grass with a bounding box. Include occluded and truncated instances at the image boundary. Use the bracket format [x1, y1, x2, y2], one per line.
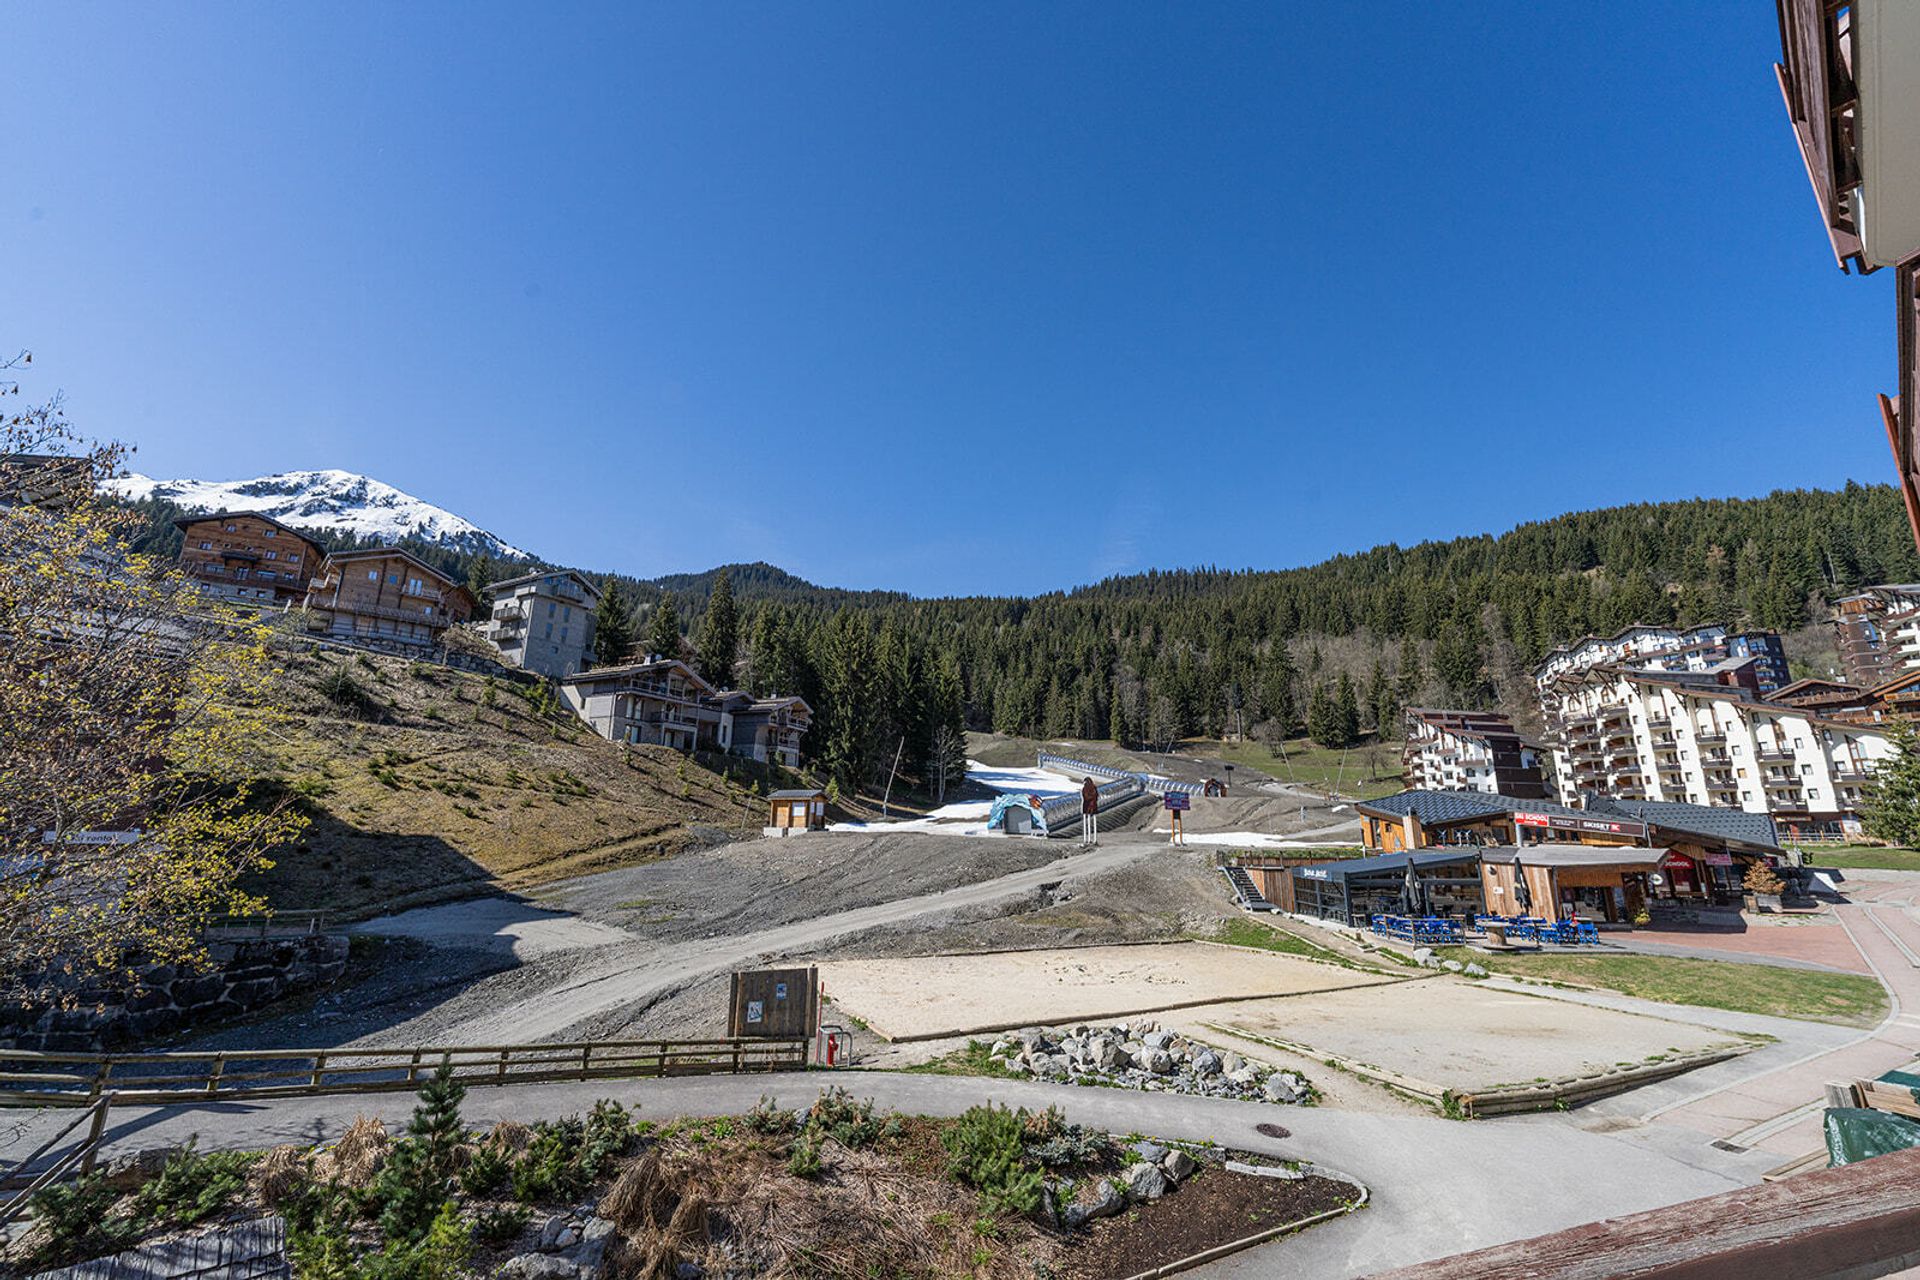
[483, 1119, 535, 1158]
[248, 1145, 309, 1207]
[602, 1125, 1054, 1280]
[310, 1114, 390, 1187]
[238, 644, 768, 916]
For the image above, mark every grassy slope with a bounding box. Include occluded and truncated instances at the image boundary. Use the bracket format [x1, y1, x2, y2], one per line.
[1201, 738, 1405, 800]
[240, 645, 764, 918]
[1440, 948, 1888, 1028]
[1802, 847, 1920, 872]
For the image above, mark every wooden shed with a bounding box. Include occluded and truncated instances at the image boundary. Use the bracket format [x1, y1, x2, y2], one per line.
[766, 788, 828, 836]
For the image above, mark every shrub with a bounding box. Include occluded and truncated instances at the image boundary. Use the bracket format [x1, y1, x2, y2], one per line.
[458, 1144, 509, 1197]
[22, 1173, 139, 1272]
[806, 1086, 894, 1149]
[746, 1095, 795, 1135]
[787, 1133, 822, 1179]
[941, 1104, 1044, 1216]
[473, 1204, 532, 1246]
[509, 1102, 636, 1204]
[373, 1064, 467, 1243]
[133, 1140, 256, 1228]
[1026, 1124, 1117, 1169]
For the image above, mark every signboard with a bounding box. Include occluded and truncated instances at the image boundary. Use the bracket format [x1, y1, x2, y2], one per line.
[1163, 793, 1191, 812]
[745, 1001, 764, 1025]
[40, 830, 141, 845]
[1662, 853, 1697, 871]
[728, 966, 819, 1039]
[1702, 852, 1735, 867]
[1299, 866, 1333, 881]
[1512, 813, 1647, 838]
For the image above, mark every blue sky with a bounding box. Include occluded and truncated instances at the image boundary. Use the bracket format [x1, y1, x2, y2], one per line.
[1, 4, 1896, 596]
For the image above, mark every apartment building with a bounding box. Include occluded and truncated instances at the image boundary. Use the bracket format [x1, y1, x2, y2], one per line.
[485, 569, 599, 679]
[174, 511, 324, 606]
[1544, 664, 1892, 839]
[1401, 709, 1547, 798]
[1833, 585, 1920, 687]
[560, 658, 812, 765]
[303, 547, 475, 647]
[1533, 624, 1789, 694]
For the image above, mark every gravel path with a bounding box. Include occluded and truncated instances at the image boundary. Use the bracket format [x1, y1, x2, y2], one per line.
[342, 834, 1163, 1045]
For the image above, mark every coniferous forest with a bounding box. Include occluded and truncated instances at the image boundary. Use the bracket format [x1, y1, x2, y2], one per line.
[120, 482, 1920, 797]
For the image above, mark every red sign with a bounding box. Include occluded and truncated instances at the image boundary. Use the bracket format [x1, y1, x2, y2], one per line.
[1515, 813, 1551, 828]
[1662, 853, 1696, 871]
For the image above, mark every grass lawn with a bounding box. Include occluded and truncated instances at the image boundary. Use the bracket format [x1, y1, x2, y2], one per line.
[1200, 738, 1404, 800]
[1442, 948, 1888, 1028]
[1796, 846, 1920, 872]
[1198, 917, 1366, 969]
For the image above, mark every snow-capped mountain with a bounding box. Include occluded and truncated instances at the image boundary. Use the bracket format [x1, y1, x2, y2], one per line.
[106, 469, 528, 560]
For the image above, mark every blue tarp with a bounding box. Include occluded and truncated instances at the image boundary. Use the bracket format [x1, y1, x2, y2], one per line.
[988, 793, 1048, 834]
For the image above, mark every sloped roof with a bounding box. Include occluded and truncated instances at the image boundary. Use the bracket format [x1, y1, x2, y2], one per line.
[1581, 795, 1781, 853]
[1290, 848, 1484, 883]
[1477, 843, 1671, 869]
[1355, 790, 1596, 827]
[173, 509, 325, 553]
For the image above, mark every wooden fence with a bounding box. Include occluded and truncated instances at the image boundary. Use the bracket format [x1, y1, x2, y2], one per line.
[0, 1036, 809, 1108]
[0, 1093, 111, 1225]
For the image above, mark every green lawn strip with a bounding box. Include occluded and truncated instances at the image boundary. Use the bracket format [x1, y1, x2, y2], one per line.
[900, 1040, 1014, 1079]
[1196, 918, 1381, 971]
[1204, 738, 1404, 799]
[1439, 947, 1887, 1028]
[1799, 846, 1920, 872]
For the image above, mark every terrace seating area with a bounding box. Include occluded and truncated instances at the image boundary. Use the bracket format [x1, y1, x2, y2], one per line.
[1365, 914, 1604, 949]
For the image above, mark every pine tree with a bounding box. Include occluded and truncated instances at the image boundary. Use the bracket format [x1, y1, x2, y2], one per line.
[645, 592, 681, 662]
[1331, 672, 1361, 748]
[1397, 635, 1422, 701]
[697, 570, 739, 687]
[1305, 681, 1334, 746]
[1262, 642, 1298, 735]
[1862, 722, 1920, 848]
[592, 579, 636, 666]
[375, 1063, 467, 1243]
[1108, 684, 1129, 745]
[927, 654, 969, 802]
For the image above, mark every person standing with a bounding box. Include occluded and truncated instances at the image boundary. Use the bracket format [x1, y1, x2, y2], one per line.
[1080, 776, 1100, 847]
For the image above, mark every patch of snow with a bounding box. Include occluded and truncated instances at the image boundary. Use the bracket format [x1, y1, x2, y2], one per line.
[105, 469, 527, 559]
[963, 760, 1081, 798]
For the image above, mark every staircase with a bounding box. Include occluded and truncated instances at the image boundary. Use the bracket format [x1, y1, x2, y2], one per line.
[1223, 865, 1275, 912]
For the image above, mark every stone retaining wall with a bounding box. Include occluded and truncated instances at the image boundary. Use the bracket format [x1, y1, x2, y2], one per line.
[0, 934, 351, 1052]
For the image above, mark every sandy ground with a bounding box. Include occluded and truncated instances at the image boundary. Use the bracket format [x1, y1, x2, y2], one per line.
[818, 941, 1402, 1040]
[1205, 978, 1751, 1097]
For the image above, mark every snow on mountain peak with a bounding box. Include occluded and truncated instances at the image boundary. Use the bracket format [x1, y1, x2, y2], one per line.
[105, 470, 528, 560]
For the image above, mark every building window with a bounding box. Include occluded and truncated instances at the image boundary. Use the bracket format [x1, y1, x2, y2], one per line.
[265, 550, 277, 560]
[1742, 791, 1752, 801]
[368, 570, 379, 581]
[264, 529, 276, 538]
[199, 541, 211, 550]
[1809, 788, 1822, 800]
[224, 523, 236, 531]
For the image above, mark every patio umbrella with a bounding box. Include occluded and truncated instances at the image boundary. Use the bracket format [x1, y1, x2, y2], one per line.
[1511, 854, 1532, 915]
[1402, 857, 1427, 917]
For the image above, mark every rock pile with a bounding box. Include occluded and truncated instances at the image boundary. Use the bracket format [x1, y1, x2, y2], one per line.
[497, 1209, 619, 1280]
[988, 1018, 1310, 1103]
[1055, 1139, 1236, 1228]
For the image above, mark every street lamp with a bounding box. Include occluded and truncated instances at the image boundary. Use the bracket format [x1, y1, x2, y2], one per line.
[1224, 763, 1234, 794]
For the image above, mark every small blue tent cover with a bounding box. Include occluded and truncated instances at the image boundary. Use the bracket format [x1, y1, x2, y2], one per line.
[988, 793, 1048, 833]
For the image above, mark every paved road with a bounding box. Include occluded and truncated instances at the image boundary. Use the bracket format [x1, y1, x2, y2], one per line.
[351, 837, 1161, 1043]
[7, 1069, 1753, 1278]
[1584, 874, 1920, 1161]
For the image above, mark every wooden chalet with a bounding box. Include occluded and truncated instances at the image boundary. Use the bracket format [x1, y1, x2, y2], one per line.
[175, 511, 325, 606]
[303, 547, 475, 646]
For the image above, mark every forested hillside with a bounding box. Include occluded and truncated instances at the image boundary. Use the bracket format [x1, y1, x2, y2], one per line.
[119, 481, 1920, 798]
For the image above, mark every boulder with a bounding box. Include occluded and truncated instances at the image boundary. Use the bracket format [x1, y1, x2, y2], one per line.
[1124, 1161, 1170, 1202]
[1410, 947, 1434, 965]
[1192, 1049, 1221, 1076]
[1220, 1051, 1245, 1074]
[1120, 1040, 1148, 1067]
[101, 1147, 177, 1192]
[500, 1255, 579, 1280]
[1064, 1179, 1127, 1228]
[674, 1264, 706, 1280]
[989, 1039, 1012, 1059]
[1464, 963, 1489, 978]
[539, 1215, 571, 1250]
[1090, 1036, 1120, 1071]
[1130, 1140, 1168, 1165]
[1161, 1149, 1197, 1183]
[1262, 1073, 1306, 1104]
[1144, 1049, 1174, 1075]
[1441, 960, 1464, 973]
[1226, 1066, 1259, 1088]
[1143, 1029, 1173, 1050]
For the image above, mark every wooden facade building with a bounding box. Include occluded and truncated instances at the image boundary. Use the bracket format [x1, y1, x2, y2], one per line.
[303, 547, 475, 646]
[175, 511, 324, 606]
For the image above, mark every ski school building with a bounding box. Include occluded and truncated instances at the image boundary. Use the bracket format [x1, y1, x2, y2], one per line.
[1272, 789, 1785, 927]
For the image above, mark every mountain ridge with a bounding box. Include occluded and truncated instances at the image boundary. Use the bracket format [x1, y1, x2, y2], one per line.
[105, 468, 529, 560]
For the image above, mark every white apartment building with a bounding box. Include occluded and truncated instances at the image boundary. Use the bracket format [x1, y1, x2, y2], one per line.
[1401, 709, 1547, 798]
[486, 570, 600, 679]
[1533, 624, 1789, 694]
[1546, 666, 1892, 839]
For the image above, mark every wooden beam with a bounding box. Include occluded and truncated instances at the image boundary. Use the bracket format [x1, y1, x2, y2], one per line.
[1371, 1145, 1920, 1279]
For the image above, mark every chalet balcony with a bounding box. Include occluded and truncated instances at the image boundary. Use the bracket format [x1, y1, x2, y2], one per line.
[1694, 728, 1727, 744]
[1757, 746, 1794, 763]
[1835, 767, 1871, 782]
[313, 600, 447, 628]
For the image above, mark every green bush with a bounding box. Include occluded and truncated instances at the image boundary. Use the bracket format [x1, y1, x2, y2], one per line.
[458, 1144, 509, 1197]
[291, 1200, 471, 1280]
[805, 1086, 894, 1149]
[787, 1133, 822, 1179]
[133, 1140, 256, 1227]
[22, 1173, 140, 1272]
[746, 1095, 795, 1135]
[473, 1204, 532, 1246]
[509, 1101, 637, 1204]
[940, 1104, 1044, 1216]
[373, 1065, 467, 1243]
